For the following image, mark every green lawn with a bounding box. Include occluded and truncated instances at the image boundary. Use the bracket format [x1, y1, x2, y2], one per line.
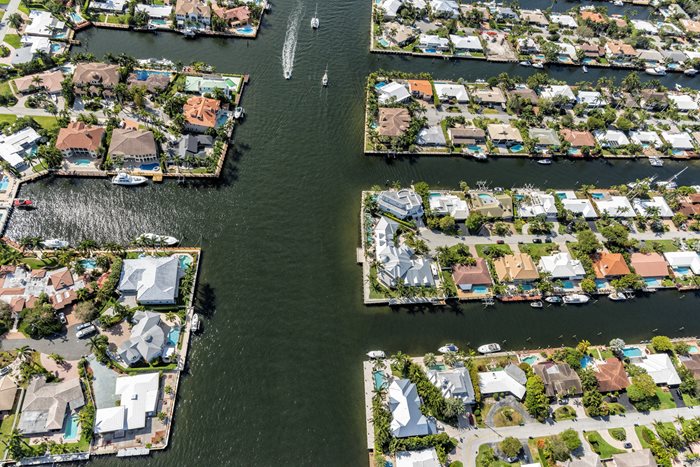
[519, 243, 559, 261]
[0, 80, 14, 99]
[17, 3, 29, 14]
[491, 406, 523, 427]
[475, 244, 512, 258]
[0, 114, 58, 130]
[635, 425, 655, 449]
[585, 431, 625, 458]
[599, 349, 615, 360]
[21, 257, 58, 270]
[655, 388, 676, 410]
[0, 413, 16, 438]
[476, 444, 518, 467]
[0, 0, 9, 5]
[640, 240, 679, 253]
[553, 405, 576, 421]
[609, 428, 627, 441]
[3, 34, 21, 49]
[683, 393, 700, 407]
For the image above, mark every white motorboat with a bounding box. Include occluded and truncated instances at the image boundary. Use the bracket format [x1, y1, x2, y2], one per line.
[645, 67, 666, 76]
[284, 70, 291, 80]
[519, 60, 531, 67]
[649, 157, 664, 167]
[112, 172, 148, 186]
[684, 68, 698, 76]
[473, 153, 488, 160]
[191, 313, 201, 332]
[322, 65, 328, 87]
[183, 28, 196, 38]
[537, 158, 553, 165]
[137, 233, 179, 246]
[42, 239, 69, 249]
[613, 0, 623, 6]
[366, 350, 385, 359]
[675, 83, 683, 91]
[530, 301, 543, 308]
[582, 65, 588, 73]
[609, 292, 627, 301]
[438, 343, 459, 354]
[478, 343, 501, 354]
[234, 106, 245, 119]
[544, 296, 562, 304]
[311, 4, 319, 29]
[532, 62, 544, 69]
[563, 294, 590, 304]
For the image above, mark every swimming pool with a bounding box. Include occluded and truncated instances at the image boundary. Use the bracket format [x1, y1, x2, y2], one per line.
[510, 144, 524, 152]
[150, 18, 167, 25]
[236, 26, 255, 34]
[0, 176, 8, 192]
[140, 163, 160, 171]
[556, 192, 568, 200]
[377, 38, 390, 48]
[80, 259, 97, 269]
[167, 327, 181, 347]
[674, 266, 691, 275]
[63, 414, 79, 441]
[623, 347, 643, 358]
[595, 279, 607, 290]
[133, 69, 171, 81]
[179, 255, 192, 270]
[424, 48, 437, 53]
[514, 194, 524, 201]
[644, 277, 661, 287]
[373, 371, 385, 391]
[75, 159, 91, 166]
[50, 43, 62, 54]
[591, 193, 605, 200]
[216, 113, 229, 127]
[580, 355, 593, 368]
[521, 356, 537, 366]
[690, 345, 699, 353]
[672, 149, 685, 155]
[467, 145, 482, 152]
[521, 283, 534, 291]
[375, 81, 387, 90]
[69, 12, 85, 23]
[472, 285, 489, 294]
[478, 193, 496, 204]
[561, 280, 575, 290]
[567, 148, 581, 156]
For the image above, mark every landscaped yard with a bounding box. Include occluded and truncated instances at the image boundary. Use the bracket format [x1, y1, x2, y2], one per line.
[585, 431, 625, 458]
[0, 81, 14, 100]
[519, 242, 559, 261]
[0, 114, 58, 130]
[476, 444, 518, 467]
[553, 405, 576, 421]
[682, 393, 700, 407]
[21, 256, 59, 270]
[0, 413, 16, 439]
[0, 351, 17, 367]
[3, 34, 21, 49]
[491, 406, 523, 427]
[475, 244, 512, 258]
[635, 425, 655, 449]
[640, 239, 679, 253]
[655, 388, 676, 410]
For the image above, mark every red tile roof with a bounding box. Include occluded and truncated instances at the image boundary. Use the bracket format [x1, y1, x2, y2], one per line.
[452, 258, 493, 286]
[593, 252, 631, 278]
[595, 358, 630, 392]
[630, 252, 669, 278]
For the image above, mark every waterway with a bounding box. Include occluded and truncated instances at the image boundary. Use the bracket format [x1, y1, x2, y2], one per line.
[6, 0, 700, 464]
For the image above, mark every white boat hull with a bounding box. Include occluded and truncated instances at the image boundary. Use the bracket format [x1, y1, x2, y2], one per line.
[478, 343, 501, 354]
[609, 293, 627, 301]
[544, 296, 562, 303]
[367, 350, 385, 359]
[563, 294, 590, 304]
[138, 234, 179, 246]
[42, 239, 69, 249]
[438, 344, 458, 354]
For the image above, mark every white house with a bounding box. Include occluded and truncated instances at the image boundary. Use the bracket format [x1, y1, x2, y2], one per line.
[396, 449, 440, 467]
[593, 195, 635, 218]
[478, 364, 527, 400]
[135, 4, 173, 17]
[630, 130, 663, 148]
[664, 251, 700, 275]
[0, 127, 41, 170]
[450, 35, 482, 52]
[429, 0, 458, 17]
[669, 94, 699, 112]
[118, 256, 180, 304]
[417, 126, 446, 146]
[388, 379, 437, 438]
[633, 196, 673, 218]
[550, 14, 577, 28]
[631, 19, 658, 34]
[561, 197, 598, 219]
[428, 192, 469, 220]
[117, 311, 167, 366]
[24, 11, 66, 37]
[594, 130, 630, 148]
[577, 91, 607, 108]
[90, 0, 127, 11]
[433, 82, 469, 102]
[379, 0, 403, 18]
[377, 81, 411, 104]
[517, 191, 557, 218]
[94, 373, 159, 434]
[661, 131, 695, 150]
[374, 217, 436, 288]
[539, 85, 576, 103]
[555, 42, 577, 61]
[418, 34, 449, 51]
[428, 367, 475, 404]
[629, 354, 681, 386]
[538, 252, 586, 279]
[376, 189, 423, 219]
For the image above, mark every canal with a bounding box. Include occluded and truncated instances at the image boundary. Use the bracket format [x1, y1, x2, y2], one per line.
[7, 0, 700, 464]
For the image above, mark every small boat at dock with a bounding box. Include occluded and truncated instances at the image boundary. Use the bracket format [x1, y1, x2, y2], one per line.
[473, 153, 488, 160]
[234, 106, 245, 119]
[649, 157, 663, 167]
[645, 66, 666, 76]
[684, 68, 698, 76]
[563, 294, 590, 304]
[537, 158, 552, 165]
[191, 313, 201, 332]
[609, 292, 627, 301]
[532, 62, 544, 69]
[582, 65, 588, 73]
[478, 343, 501, 354]
[438, 343, 458, 354]
[42, 239, 69, 249]
[136, 233, 179, 246]
[519, 60, 531, 67]
[112, 172, 148, 186]
[530, 301, 543, 308]
[12, 199, 33, 209]
[544, 296, 562, 304]
[366, 350, 385, 359]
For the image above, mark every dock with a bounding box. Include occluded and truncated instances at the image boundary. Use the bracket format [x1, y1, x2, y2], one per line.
[116, 448, 150, 457]
[362, 361, 375, 450]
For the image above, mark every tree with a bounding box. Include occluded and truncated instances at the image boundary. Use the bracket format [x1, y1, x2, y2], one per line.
[500, 437, 522, 459]
[48, 353, 65, 365]
[546, 435, 571, 462]
[651, 335, 673, 353]
[627, 373, 658, 411]
[575, 229, 601, 257]
[2, 429, 29, 460]
[438, 215, 456, 233]
[609, 338, 625, 356]
[423, 352, 437, 368]
[465, 212, 485, 234]
[583, 389, 605, 416]
[560, 428, 582, 451]
[578, 368, 598, 392]
[21, 299, 61, 339]
[580, 278, 597, 294]
[444, 397, 466, 418]
[74, 301, 98, 323]
[622, 72, 641, 93]
[525, 375, 549, 421]
[7, 13, 23, 29]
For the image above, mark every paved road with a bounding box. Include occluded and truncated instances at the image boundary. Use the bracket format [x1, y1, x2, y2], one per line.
[0, 0, 22, 45]
[0, 325, 91, 360]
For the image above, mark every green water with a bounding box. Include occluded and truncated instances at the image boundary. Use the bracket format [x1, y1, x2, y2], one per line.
[8, 1, 700, 465]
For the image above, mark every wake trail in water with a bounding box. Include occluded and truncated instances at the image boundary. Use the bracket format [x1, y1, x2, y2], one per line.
[282, 2, 303, 79]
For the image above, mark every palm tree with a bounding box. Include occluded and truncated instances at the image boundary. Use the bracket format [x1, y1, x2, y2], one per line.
[2, 429, 29, 460]
[423, 352, 437, 368]
[15, 345, 32, 362]
[48, 353, 65, 365]
[77, 239, 98, 256]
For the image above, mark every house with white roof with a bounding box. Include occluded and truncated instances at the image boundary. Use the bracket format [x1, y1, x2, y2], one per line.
[433, 82, 469, 102]
[417, 126, 446, 146]
[478, 363, 527, 400]
[594, 130, 630, 148]
[25, 10, 65, 37]
[538, 252, 586, 279]
[550, 14, 577, 28]
[560, 194, 598, 219]
[577, 91, 606, 108]
[631, 19, 658, 34]
[376, 189, 423, 219]
[91, 0, 127, 11]
[630, 130, 663, 148]
[0, 127, 41, 170]
[118, 256, 180, 305]
[379, 0, 403, 18]
[428, 192, 469, 220]
[593, 195, 635, 217]
[135, 4, 173, 17]
[555, 42, 577, 61]
[388, 379, 436, 438]
[429, 0, 458, 17]
[418, 34, 449, 51]
[661, 131, 695, 150]
[374, 217, 436, 288]
[396, 449, 440, 467]
[664, 251, 700, 275]
[629, 354, 681, 386]
[539, 85, 576, 104]
[20, 35, 51, 55]
[428, 367, 475, 404]
[377, 81, 411, 104]
[516, 191, 557, 218]
[94, 373, 159, 434]
[633, 196, 673, 218]
[450, 35, 482, 52]
[669, 94, 699, 112]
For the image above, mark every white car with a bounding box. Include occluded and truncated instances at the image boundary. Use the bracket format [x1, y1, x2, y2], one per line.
[76, 325, 97, 339]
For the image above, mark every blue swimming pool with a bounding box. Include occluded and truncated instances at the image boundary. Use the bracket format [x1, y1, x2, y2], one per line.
[478, 193, 496, 204]
[472, 285, 489, 294]
[580, 355, 592, 368]
[672, 149, 685, 155]
[373, 371, 386, 391]
[561, 280, 575, 290]
[556, 192, 568, 200]
[467, 145, 482, 152]
[80, 259, 97, 269]
[591, 193, 605, 200]
[63, 413, 79, 441]
[236, 26, 255, 34]
[179, 255, 192, 270]
[150, 18, 167, 25]
[595, 279, 607, 290]
[510, 144, 524, 152]
[378, 38, 390, 47]
[75, 159, 91, 166]
[425, 48, 437, 53]
[50, 43, 62, 54]
[133, 69, 171, 81]
[674, 266, 691, 275]
[375, 81, 387, 90]
[69, 12, 84, 23]
[140, 163, 160, 171]
[644, 277, 661, 287]
[521, 284, 534, 291]
[514, 194, 525, 201]
[567, 148, 581, 156]
[690, 345, 698, 353]
[0, 176, 9, 192]
[167, 327, 180, 347]
[522, 356, 537, 366]
[623, 347, 643, 358]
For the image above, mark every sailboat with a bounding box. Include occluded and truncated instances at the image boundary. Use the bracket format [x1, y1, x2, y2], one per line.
[322, 65, 328, 87]
[311, 4, 319, 29]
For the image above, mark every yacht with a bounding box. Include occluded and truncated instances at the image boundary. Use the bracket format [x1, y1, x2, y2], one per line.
[473, 153, 488, 160]
[537, 158, 553, 165]
[645, 67, 667, 76]
[609, 292, 627, 301]
[530, 301, 544, 308]
[112, 172, 148, 186]
[183, 28, 196, 38]
[562, 294, 590, 304]
[322, 65, 328, 87]
[191, 313, 201, 332]
[675, 83, 683, 91]
[649, 157, 664, 167]
[478, 343, 501, 354]
[366, 350, 385, 359]
[311, 4, 319, 29]
[544, 295, 562, 304]
[613, 0, 623, 5]
[684, 68, 698, 76]
[582, 65, 588, 73]
[234, 106, 245, 119]
[532, 62, 544, 69]
[438, 343, 458, 354]
[137, 233, 179, 246]
[519, 60, 531, 67]
[42, 239, 69, 249]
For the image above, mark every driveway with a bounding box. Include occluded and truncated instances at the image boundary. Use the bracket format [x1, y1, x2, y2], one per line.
[485, 396, 534, 426]
[0, 325, 91, 360]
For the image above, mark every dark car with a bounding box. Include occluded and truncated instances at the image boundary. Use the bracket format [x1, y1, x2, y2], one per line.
[533, 238, 542, 244]
[496, 239, 505, 244]
[624, 442, 633, 449]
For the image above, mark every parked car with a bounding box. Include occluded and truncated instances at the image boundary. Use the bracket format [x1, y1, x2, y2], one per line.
[624, 442, 633, 449]
[496, 239, 505, 244]
[76, 325, 97, 339]
[533, 238, 542, 244]
[76, 322, 92, 331]
[57, 312, 67, 325]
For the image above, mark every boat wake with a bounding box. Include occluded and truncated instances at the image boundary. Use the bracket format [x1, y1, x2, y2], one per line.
[282, 2, 302, 79]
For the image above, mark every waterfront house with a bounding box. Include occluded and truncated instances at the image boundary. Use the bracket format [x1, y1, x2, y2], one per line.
[580, 43, 604, 59]
[604, 41, 638, 62]
[449, 127, 486, 147]
[388, 379, 437, 438]
[407, 80, 432, 100]
[594, 130, 630, 148]
[184, 75, 241, 98]
[663, 251, 700, 276]
[517, 38, 540, 54]
[633, 196, 673, 218]
[378, 0, 402, 19]
[508, 87, 539, 105]
[539, 85, 576, 105]
[108, 128, 157, 163]
[25, 10, 65, 37]
[487, 123, 522, 145]
[528, 128, 560, 152]
[516, 190, 557, 218]
[471, 87, 506, 107]
[581, 10, 607, 24]
[550, 14, 577, 28]
[382, 22, 417, 47]
[520, 9, 548, 27]
[495, 6, 517, 20]
[629, 354, 681, 386]
[450, 35, 482, 53]
[427, 367, 475, 405]
[418, 34, 449, 52]
[560, 129, 596, 151]
[396, 449, 440, 467]
[493, 253, 540, 284]
[577, 91, 606, 108]
[171, 134, 214, 161]
[680, 354, 700, 380]
[0, 376, 18, 414]
[377, 189, 423, 219]
[478, 363, 527, 400]
[90, 0, 127, 11]
[594, 358, 630, 393]
[561, 196, 598, 219]
[631, 19, 658, 34]
[175, 0, 211, 27]
[680, 19, 700, 34]
[94, 373, 159, 435]
[452, 258, 492, 293]
[593, 195, 635, 218]
[612, 450, 657, 467]
[678, 193, 700, 217]
[135, 4, 172, 18]
[661, 131, 695, 152]
[417, 126, 446, 146]
[377, 108, 410, 137]
[663, 50, 688, 69]
[13, 70, 63, 95]
[18, 377, 84, 435]
[428, 192, 469, 220]
[118, 310, 167, 366]
[640, 90, 669, 111]
[127, 71, 171, 94]
[212, 4, 251, 26]
[669, 94, 699, 112]
[593, 252, 630, 279]
[637, 49, 665, 66]
[56, 122, 105, 159]
[554, 42, 577, 63]
[377, 81, 411, 104]
[72, 62, 120, 98]
[374, 217, 436, 288]
[469, 192, 513, 218]
[183, 96, 222, 133]
[534, 362, 583, 398]
[630, 131, 663, 148]
[118, 255, 180, 305]
[429, 0, 458, 18]
[0, 127, 41, 171]
[538, 252, 585, 280]
[433, 82, 469, 103]
[630, 252, 669, 285]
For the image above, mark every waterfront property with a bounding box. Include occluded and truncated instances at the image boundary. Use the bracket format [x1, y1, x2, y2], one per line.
[56, 122, 106, 159]
[118, 256, 181, 305]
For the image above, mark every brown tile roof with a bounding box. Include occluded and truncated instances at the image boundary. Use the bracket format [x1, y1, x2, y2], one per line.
[49, 269, 74, 290]
[682, 354, 700, 380]
[0, 376, 18, 412]
[613, 17, 627, 28]
[595, 358, 630, 392]
[449, 127, 485, 145]
[630, 252, 669, 278]
[212, 4, 250, 23]
[72, 62, 120, 88]
[581, 10, 607, 23]
[377, 107, 410, 137]
[452, 258, 493, 286]
[56, 122, 105, 152]
[14, 70, 64, 94]
[0, 288, 25, 296]
[593, 252, 631, 278]
[51, 290, 77, 310]
[408, 80, 433, 97]
[127, 73, 171, 93]
[175, 0, 211, 17]
[580, 43, 604, 57]
[30, 269, 46, 279]
[534, 361, 583, 397]
[560, 129, 596, 147]
[681, 19, 700, 34]
[10, 296, 25, 313]
[493, 253, 540, 282]
[108, 128, 157, 157]
[508, 88, 539, 104]
[606, 41, 637, 56]
[184, 95, 221, 129]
